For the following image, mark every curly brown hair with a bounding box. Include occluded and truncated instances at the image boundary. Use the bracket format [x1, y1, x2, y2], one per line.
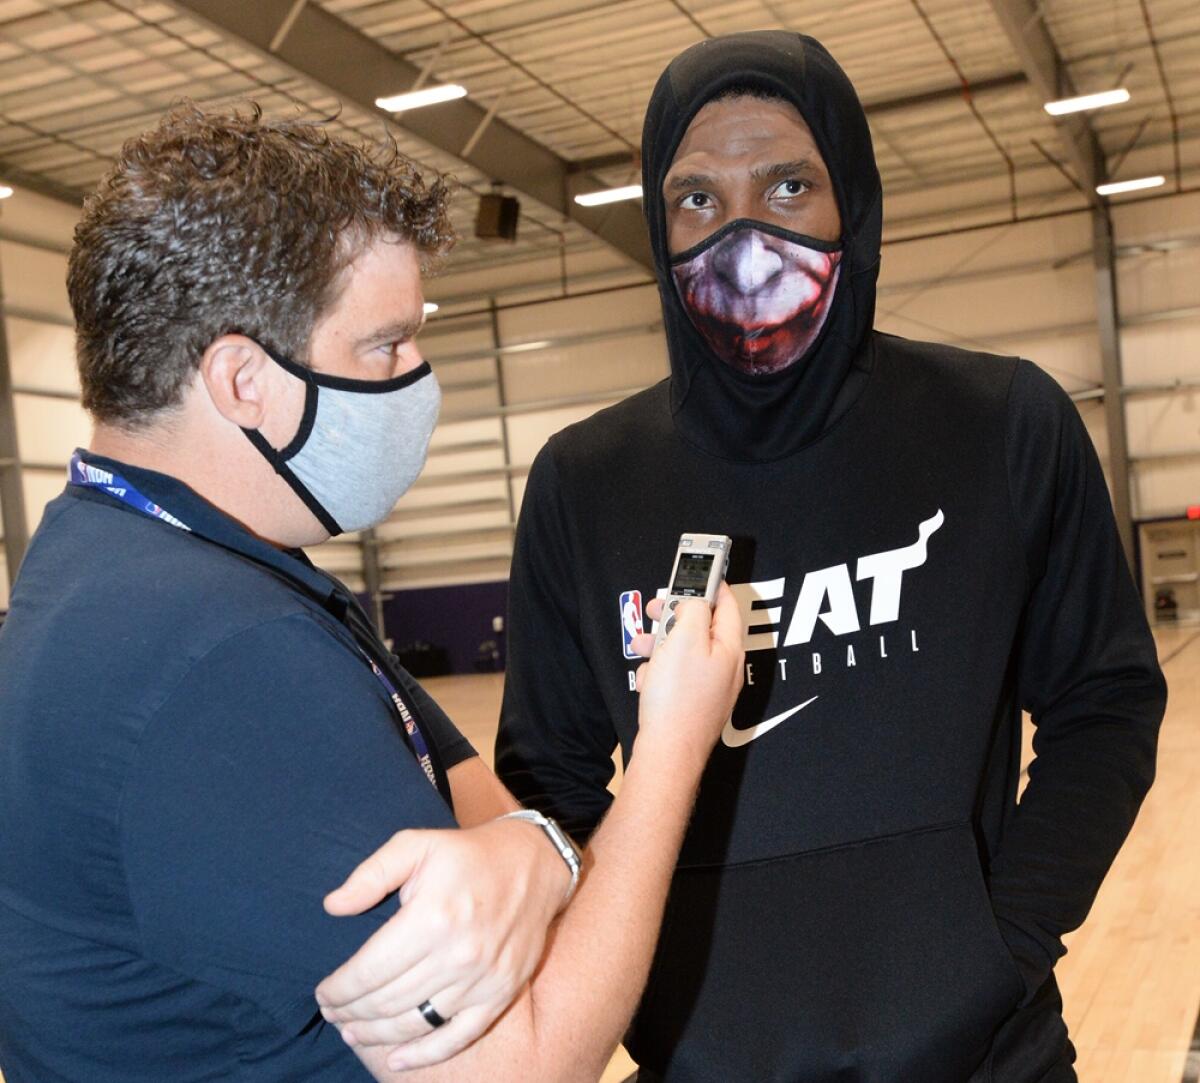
[68, 102, 455, 427]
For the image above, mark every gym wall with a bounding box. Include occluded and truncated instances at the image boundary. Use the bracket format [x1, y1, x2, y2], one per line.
[2, 180, 1198, 631]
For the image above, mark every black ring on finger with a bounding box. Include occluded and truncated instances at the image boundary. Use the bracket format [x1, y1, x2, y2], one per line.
[417, 999, 450, 1029]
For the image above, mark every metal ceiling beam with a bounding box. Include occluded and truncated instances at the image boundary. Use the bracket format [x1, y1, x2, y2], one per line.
[0, 162, 85, 207]
[986, 0, 1106, 200]
[1091, 207, 1136, 566]
[988, 0, 1137, 566]
[166, 0, 652, 271]
[569, 71, 1031, 176]
[868, 70, 1027, 117]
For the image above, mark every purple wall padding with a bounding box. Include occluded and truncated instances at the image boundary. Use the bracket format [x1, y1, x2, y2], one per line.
[381, 580, 509, 676]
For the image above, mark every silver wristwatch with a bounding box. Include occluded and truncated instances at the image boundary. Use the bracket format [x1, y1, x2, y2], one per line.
[499, 809, 583, 908]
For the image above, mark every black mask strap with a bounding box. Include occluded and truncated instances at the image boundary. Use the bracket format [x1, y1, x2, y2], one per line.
[670, 217, 843, 266]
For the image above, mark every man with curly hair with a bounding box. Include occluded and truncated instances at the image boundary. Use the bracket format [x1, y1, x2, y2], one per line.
[0, 104, 744, 1082]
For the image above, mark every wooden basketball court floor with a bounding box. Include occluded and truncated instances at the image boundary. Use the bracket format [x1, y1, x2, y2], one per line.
[425, 623, 1200, 1083]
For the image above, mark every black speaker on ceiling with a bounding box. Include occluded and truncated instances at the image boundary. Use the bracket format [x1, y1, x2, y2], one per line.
[475, 193, 520, 241]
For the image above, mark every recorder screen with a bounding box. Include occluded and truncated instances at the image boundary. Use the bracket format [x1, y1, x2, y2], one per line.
[671, 553, 715, 597]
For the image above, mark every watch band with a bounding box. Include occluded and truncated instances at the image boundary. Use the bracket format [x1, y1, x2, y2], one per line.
[499, 809, 583, 908]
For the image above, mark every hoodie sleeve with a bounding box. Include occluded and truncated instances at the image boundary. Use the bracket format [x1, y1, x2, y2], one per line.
[494, 443, 618, 842]
[989, 359, 1166, 1001]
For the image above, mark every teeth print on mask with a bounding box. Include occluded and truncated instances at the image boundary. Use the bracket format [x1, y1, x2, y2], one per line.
[242, 340, 441, 537]
[671, 219, 842, 376]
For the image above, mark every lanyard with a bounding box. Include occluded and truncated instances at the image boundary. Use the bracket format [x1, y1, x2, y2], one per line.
[69, 453, 443, 794]
[69, 453, 192, 531]
[364, 656, 439, 791]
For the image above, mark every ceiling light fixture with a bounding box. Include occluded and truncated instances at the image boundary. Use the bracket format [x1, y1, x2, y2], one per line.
[1096, 175, 1165, 196]
[0, 185, 13, 199]
[574, 184, 643, 207]
[375, 84, 468, 113]
[423, 302, 439, 315]
[1044, 88, 1131, 116]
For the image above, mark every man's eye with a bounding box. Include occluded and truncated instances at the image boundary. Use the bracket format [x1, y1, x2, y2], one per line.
[683, 192, 711, 209]
[774, 179, 810, 198]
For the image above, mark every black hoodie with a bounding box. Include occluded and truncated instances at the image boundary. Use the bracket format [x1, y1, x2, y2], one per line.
[496, 31, 1165, 1082]
[643, 31, 881, 462]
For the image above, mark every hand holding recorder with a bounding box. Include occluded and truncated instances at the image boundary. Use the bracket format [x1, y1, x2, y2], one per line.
[315, 535, 742, 1082]
[631, 533, 741, 770]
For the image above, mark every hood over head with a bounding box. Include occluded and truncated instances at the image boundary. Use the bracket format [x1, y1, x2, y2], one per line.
[642, 31, 882, 461]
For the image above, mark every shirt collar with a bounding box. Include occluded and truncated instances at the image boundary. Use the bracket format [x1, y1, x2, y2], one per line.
[67, 448, 341, 606]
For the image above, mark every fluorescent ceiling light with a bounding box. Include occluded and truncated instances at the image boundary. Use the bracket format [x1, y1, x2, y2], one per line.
[423, 302, 439, 315]
[1096, 175, 1165, 196]
[1044, 88, 1130, 116]
[375, 84, 467, 113]
[574, 184, 643, 207]
[0, 185, 13, 199]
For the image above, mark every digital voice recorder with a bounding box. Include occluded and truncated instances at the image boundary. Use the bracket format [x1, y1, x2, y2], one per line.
[654, 533, 733, 648]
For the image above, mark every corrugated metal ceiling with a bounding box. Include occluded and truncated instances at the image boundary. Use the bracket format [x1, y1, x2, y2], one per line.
[0, 0, 1195, 273]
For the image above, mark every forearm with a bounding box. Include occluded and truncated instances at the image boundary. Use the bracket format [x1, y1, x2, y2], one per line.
[389, 738, 703, 1083]
[495, 447, 619, 844]
[997, 360, 1168, 995]
[335, 591, 743, 1082]
[447, 757, 521, 827]
[989, 687, 1163, 994]
[521, 741, 701, 1080]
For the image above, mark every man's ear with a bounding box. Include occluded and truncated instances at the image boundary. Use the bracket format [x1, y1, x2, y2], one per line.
[199, 335, 277, 430]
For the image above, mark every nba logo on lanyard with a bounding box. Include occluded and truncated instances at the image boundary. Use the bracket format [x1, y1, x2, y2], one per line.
[619, 590, 644, 659]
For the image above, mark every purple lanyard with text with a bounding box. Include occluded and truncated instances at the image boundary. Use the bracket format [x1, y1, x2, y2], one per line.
[69, 453, 441, 793]
[362, 657, 439, 792]
[69, 453, 193, 531]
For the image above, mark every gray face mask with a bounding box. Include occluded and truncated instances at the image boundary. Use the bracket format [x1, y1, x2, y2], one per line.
[242, 340, 441, 537]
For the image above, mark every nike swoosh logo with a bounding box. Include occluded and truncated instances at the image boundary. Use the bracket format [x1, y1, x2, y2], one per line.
[720, 696, 819, 749]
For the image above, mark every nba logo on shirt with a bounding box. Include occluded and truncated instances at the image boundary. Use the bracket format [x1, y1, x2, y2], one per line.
[620, 590, 644, 659]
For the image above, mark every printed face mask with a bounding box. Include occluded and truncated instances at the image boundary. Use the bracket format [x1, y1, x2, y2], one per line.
[671, 219, 843, 376]
[242, 341, 441, 537]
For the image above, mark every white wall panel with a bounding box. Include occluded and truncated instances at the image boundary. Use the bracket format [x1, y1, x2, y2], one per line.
[377, 508, 513, 539]
[1135, 457, 1200, 522]
[498, 285, 662, 341]
[430, 417, 505, 450]
[1121, 314, 1200, 388]
[1127, 395, 1200, 457]
[440, 383, 502, 414]
[21, 470, 69, 533]
[1114, 191, 1200, 517]
[13, 392, 90, 464]
[438, 356, 500, 389]
[420, 447, 507, 478]
[506, 402, 624, 466]
[420, 322, 494, 356]
[7, 316, 78, 394]
[1, 189, 77, 249]
[500, 330, 666, 405]
[1119, 247, 1200, 321]
[394, 478, 509, 509]
[1, 242, 71, 322]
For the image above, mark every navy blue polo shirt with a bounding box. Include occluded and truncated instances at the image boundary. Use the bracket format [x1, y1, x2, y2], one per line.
[0, 454, 475, 1081]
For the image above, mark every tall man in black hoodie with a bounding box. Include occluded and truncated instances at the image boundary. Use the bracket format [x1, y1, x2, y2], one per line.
[492, 31, 1166, 1082]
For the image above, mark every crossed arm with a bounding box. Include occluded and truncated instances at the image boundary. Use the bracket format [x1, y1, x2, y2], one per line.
[319, 590, 744, 1081]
